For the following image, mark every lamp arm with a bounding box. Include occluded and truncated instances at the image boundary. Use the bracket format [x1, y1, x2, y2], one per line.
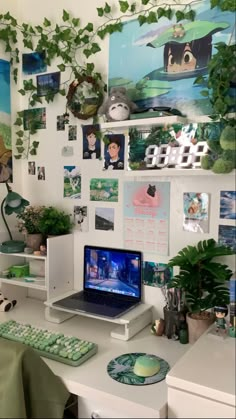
[1, 197, 13, 241]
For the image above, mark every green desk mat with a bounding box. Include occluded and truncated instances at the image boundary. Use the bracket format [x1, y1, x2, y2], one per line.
[107, 352, 170, 385]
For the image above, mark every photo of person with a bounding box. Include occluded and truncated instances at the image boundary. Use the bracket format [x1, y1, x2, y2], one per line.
[68, 125, 77, 141]
[37, 166, 45, 180]
[104, 134, 125, 170]
[74, 205, 88, 232]
[82, 124, 101, 159]
[28, 161, 35, 175]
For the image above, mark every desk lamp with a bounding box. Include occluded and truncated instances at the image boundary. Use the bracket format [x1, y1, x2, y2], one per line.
[0, 182, 29, 253]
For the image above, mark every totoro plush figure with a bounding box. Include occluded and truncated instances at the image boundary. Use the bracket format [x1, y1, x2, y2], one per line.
[98, 87, 138, 122]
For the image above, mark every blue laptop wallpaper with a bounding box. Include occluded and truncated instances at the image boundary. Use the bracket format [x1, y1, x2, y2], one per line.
[84, 246, 141, 299]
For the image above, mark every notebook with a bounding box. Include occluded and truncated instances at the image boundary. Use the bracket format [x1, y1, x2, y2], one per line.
[52, 245, 142, 318]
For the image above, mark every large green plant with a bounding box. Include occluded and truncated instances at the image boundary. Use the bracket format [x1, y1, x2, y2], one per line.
[168, 239, 234, 313]
[38, 206, 73, 236]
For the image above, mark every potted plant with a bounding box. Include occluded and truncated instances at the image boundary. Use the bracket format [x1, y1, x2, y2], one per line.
[167, 238, 234, 343]
[16, 205, 45, 251]
[38, 206, 73, 237]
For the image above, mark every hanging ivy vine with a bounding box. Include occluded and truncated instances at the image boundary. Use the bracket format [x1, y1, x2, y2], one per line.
[0, 0, 235, 159]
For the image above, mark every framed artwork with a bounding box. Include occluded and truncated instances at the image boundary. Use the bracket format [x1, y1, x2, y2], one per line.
[104, 134, 125, 170]
[0, 58, 12, 183]
[108, 0, 235, 117]
[23, 108, 46, 130]
[82, 124, 101, 159]
[22, 51, 47, 75]
[36, 71, 60, 97]
[64, 166, 81, 199]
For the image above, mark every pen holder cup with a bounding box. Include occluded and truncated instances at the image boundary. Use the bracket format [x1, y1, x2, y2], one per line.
[163, 305, 181, 339]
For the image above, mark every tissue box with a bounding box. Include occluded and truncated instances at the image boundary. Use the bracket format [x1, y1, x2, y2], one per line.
[9, 264, 29, 278]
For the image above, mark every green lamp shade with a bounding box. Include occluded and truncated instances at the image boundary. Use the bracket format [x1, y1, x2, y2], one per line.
[5, 192, 29, 215]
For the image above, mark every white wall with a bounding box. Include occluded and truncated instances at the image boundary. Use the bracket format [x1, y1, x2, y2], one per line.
[1, 0, 235, 318]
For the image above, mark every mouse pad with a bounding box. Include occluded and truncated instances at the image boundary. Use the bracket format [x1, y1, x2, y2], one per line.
[107, 352, 170, 385]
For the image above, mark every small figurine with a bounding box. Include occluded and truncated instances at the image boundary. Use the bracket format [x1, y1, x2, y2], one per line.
[151, 318, 165, 336]
[214, 305, 228, 335]
[40, 245, 47, 256]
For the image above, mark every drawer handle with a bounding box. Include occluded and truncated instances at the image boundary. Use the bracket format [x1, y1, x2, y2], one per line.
[91, 412, 100, 419]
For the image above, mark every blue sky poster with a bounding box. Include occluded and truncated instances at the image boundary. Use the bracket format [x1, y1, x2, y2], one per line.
[0, 58, 12, 182]
[108, 0, 235, 117]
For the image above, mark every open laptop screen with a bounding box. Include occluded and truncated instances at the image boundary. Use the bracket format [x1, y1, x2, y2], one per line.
[84, 245, 142, 299]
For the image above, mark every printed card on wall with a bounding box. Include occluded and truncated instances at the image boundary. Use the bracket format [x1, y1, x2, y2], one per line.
[64, 166, 81, 198]
[218, 225, 236, 252]
[124, 182, 170, 255]
[95, 207, 114, 231]
[183, 192, 209, 233]
[74, 206, 88, 232]
[90, 178, 118, 202]
[220, 191, 236, 220]
[142, 261, 173, 288]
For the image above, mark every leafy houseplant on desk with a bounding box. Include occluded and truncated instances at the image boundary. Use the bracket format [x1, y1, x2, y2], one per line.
[168, 239, 234, 343]
[38, 206, 73, 237]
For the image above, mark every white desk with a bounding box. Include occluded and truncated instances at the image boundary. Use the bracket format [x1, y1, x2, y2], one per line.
[0, 298, 189, 418]
[166, 328, 236, 418]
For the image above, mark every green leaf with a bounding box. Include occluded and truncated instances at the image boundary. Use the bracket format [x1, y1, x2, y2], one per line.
[72, 17, 80, 27]
[157, 7, 166, 18]
[43, 18, 51, 27]
[91, 43, 101, 54]
[14, 118, 23, 126]
[200, 90, 209, 97]
[63, 9, 70, 21]
[84, 22, 93, 32]
[175, 10, 185, 22]
[138, 15, 147, 26]
[210, 0, 220, 8]
[16, 138, 23, 145]
[59, 89, 66, 96]
[58, 63, 66, 72]
[97, 8, 104, 17]
[185, 10, 196, 21]
[18, 89, 26, 96]
[86, 62, 95, 73]
[16, 130, 24, 137]
[165, 8, 173, 20]
[30, 149, 37, 155]
[81, 35, 90, 44]
[104, 3, 111, 13]
[141, 0, 149, 4]
[119, 1, 129, 13]
[130, 3, 136, 12]
[35, 25, 43, 33]
[194, 75, 205, 85]
[16, 146, 24, 153]
[14, 155, 22, 160]
[32, 141, 39, 148]
[147, 11, 157, 23]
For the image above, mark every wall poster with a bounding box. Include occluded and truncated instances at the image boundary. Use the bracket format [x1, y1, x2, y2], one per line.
[0, 58, 12, 182]
[108, 0, 235, 117]
[124, 181, 170, 255]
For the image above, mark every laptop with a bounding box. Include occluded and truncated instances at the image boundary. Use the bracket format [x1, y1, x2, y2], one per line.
[52, 245, 142, 318]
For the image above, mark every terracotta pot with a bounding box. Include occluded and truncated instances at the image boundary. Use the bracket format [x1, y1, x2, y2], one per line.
[186, 312, 215, 343]
[26, 233, 43, 251]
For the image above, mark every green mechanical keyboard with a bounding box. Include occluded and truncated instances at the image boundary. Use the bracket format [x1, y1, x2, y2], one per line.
[0, 320, 98, 367]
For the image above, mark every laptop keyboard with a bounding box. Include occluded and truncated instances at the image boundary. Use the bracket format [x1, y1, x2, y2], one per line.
[79, 292, 133, 309]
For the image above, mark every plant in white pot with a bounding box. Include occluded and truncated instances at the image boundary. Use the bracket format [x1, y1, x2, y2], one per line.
[167, 239, 234, 343]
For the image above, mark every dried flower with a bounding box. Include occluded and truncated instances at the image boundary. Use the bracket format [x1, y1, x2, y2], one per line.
[16, 205, 45, 234]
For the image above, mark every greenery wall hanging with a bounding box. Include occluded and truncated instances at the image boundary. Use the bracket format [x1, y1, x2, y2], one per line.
[0, 0, 235, 159]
